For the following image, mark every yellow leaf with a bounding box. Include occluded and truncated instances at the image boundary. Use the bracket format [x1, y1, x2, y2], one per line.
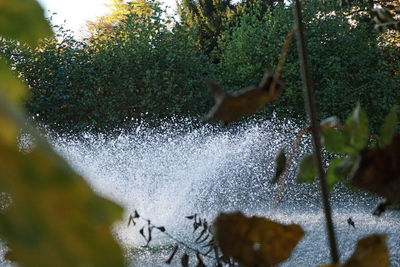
[0, 1, 124, 265]
[0, 0, 52, 46]
[215, 212, 304, 267]
[205, 71, 284, 125]
[0, 60, 27, 104]
[0, 98, 125, 266]
[343, 234, 389, 267]
[320, 234, 389, 267]
[0, 112, 18, 146]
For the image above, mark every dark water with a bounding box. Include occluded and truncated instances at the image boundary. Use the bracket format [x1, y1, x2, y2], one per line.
[46, 118, 399, 266]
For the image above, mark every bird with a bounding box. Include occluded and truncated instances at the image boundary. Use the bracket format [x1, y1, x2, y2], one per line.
[347, 217, 355, 228]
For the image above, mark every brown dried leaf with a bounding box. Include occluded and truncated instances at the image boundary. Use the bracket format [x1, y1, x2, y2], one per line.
[351, 134, 400, 205]
[4, 247, 16, 262]
[205, 71, 284, 125]
[215, 212, 304, 267]
[320, 234, 389, 267]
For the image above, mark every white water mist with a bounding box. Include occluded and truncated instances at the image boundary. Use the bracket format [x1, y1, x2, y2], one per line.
[48, 118, 399, 266]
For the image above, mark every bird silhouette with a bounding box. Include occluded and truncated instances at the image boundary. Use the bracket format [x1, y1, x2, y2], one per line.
[347, 217, 355, 228]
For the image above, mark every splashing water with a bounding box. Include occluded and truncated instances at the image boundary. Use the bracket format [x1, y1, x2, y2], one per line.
[47, 118, 399, 266]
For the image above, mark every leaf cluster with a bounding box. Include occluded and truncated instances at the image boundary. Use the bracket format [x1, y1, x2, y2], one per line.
[290, 105, 399, 216]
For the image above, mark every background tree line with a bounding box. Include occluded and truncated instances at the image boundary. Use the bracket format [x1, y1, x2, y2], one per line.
[0, 0, 399, 133]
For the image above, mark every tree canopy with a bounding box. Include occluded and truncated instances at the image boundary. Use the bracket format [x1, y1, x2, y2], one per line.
[0, 0, 398, 133]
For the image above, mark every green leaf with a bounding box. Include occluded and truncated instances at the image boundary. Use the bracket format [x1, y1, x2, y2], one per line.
[0, 0, 52, 46]
[326, 159, 343, 193]
[296, 154, 317, 184]
[345, 104, 369, 151]
[321, 127, 358, 155]
[378, 105, 398, 148]
[271, 147, 286, 184]
[325, 157, 356, 193]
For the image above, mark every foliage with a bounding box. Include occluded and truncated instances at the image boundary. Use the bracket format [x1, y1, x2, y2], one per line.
[129, 210, 390, 267]
[1, 5, 214, 133]
[177, 0, 237, 58]
[289, 104, 400, 216]
[0, 0, 52, 47]
[1, 0, 399, 266]
[272, 147, 286, 183]
[1, 0, 398, 133]
[87, 0, 156, 34]
[177, 0, 284, 59]
[216, 0, 400, 129]
[352, 133, 400, 209]
[128, 211, 236, 266]
[0, 0, 125, 266]
[205, 71, 283, 124]
[215, 212, 304, 267]
[203, 1, 398, 265]
[321, 234, 389, 267]
[0, 128, 125, 266]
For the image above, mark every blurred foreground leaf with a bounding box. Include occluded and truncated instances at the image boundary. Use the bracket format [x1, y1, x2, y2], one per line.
[0, 1, 125, 266]
[0, 96, 125, 266]
[321, 234, 389, 267]
[296, 153, 317, 184]
[344, 104, 369, 152]
[326, 158, 345, 193]
[325, 156, 357, 193]
[0, 61, 26, 103]
[215, 212, 304, 267]
[0, 0, 52, 46]
[271, 147, 287, 184]
[205, 71, 284, 125]
[321, 127, 357, 155]
[320, 117, 357, 155]
[321, 105, 370, 155]
[351, 134, 400, 206]
[378, 105, 398, 148]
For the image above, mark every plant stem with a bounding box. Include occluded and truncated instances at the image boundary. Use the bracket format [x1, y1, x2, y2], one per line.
[292, 0, 339, 264]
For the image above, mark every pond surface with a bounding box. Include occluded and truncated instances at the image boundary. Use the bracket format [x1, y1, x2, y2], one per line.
[49, 118, 399, 266]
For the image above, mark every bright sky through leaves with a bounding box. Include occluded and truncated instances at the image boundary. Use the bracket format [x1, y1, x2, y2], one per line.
[37, 0, 176, 36]
[37, 0, 109, 35]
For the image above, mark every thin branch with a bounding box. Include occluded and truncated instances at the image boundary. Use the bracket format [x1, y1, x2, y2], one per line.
[274, 126, 310, 206]
[293, 0, 339, 264]
[271, 25, 296, 90]
[131, 215, 217, 261]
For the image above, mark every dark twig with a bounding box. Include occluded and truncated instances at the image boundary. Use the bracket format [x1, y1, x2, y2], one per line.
[128, 212, 217, 261]
[274, 126, 310, 206]
[271, 25, 296, 91]
[293, 0, 339, 264]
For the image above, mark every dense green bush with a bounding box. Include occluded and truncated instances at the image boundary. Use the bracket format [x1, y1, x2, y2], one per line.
[216, 0, 400, 129]
[1, 0, 398, 133]
[1, 6, 214, 133]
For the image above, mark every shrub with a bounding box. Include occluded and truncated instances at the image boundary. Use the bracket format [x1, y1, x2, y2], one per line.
[1, 6, 214, 133]
[216, 0, 400, 129]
